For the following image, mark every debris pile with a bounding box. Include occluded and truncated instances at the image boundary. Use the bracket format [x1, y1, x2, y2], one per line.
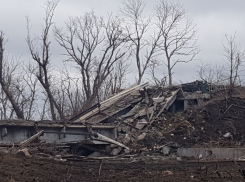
[68, 83, 184, 157]
[1, 82, 245, 161]
[68, 83, 245, 158]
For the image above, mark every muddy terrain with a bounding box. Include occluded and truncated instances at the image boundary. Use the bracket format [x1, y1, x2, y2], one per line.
[1, 154, 245, 182]
[2, 89, 245, 181]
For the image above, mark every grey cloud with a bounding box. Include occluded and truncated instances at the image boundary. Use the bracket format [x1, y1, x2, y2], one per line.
[1, 0, 245, 84]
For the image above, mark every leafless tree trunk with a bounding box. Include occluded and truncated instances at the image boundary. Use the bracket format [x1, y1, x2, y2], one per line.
[54, 12, 128, 110]
[155, 0, 199, 85]
[5, 60, 38, 120]
[223, 33, 244, 87]
[0, 87, 8, 120]
[0, 31, 24, 119]
[49, 68, 85, 118]
[148, 64, 167, 86]
[38, 96, 49, 121]
[99, 59, 130, 101]
[22, 64, 39, 120]
[120, 0, 161, 84]
[59, 68, 85, 116]
[26, 0, 64, 120]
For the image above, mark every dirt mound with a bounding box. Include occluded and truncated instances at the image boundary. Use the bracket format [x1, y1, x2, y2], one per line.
[186, 97, 245, 146]
[120, 97, 245, 156]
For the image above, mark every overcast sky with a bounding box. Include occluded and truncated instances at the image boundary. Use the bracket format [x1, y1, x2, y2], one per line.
[1, 0, 245, 85]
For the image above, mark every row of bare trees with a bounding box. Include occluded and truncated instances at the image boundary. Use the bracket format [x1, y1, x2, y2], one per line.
[197, 33, 244, 88]
[0, 32, 39, 120]
[0, 0, 200, 120]
[1, 0, 244, 121]
[120, 0, 199, 85]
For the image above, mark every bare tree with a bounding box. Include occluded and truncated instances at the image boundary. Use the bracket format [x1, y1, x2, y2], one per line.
[0, 31, 25, 119]
[99, 59, 130, 101]
[120, 0, 161, 84]
[38, 95, 49, 121]
[197, 62, 226, 84]
[21, 63, 39, 120]
[148, 64, 167, 86]
[26, 0, 64, 120]
[0, 35, 38, 120]
[155, 0, 199, 85]
[50, 68, 85, 118]
[54, 12, 128, 109]
[223, 33, 244, 87]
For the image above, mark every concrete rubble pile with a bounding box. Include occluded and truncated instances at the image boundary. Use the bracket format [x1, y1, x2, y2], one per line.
[1, 82, 245, 161]
[66, 82, 213, 158]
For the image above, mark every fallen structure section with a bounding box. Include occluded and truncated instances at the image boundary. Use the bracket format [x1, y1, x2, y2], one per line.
[0, 120, 116, 145]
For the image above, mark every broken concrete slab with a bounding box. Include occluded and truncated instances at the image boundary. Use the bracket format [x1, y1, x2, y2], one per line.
[156, 88, 181, 118]
[117, 126, 122, 132]
[124, 148, 130, 154]
[153, 97, 165, 103]
[161, 146, 170, 156]
[123, 134, 131, 145]
[137, 106, 154, 117]
[130, 90, 141, 96]
[135, 119, 147, 130]
[155, 130, 163, 137]
[95, 132, 130, 150]
[137, 133, 147, 141]
[121, 126, 130, 133]
[71, 83, 149, 123]
[177, 148, 245, 160]
[111, 147, 122, 156]
[16, 148, 31, 158]
[124, 118, 134, 123]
